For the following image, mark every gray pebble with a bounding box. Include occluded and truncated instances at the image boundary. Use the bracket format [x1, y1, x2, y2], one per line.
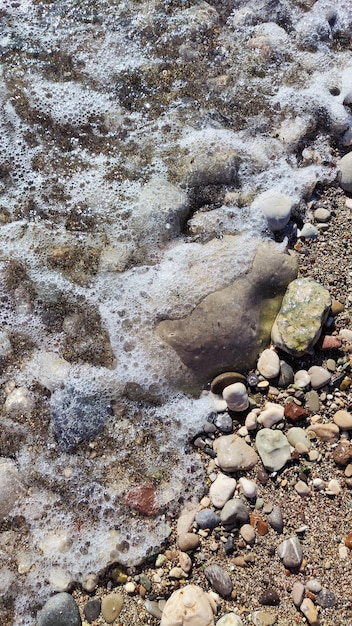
[306, 579, 322, 594]
[305, 390, 320, 413]
[84, 599, 101, 623]
[214, 412, 233, 434]
[195, 508, 220, 530]
[316, 588, 337, 608]
[38, 593, 82, 626]
[220, 499, 249, 528]
[204, 564, 233, 597]
[278, 361, 294, 388]
[277, 535, 303, 569]
[267, 505, 283, 533]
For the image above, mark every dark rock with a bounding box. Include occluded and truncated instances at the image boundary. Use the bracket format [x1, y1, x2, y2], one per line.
[259, 588, 280, 606]
[124, 483, 160, 517]
[284, 401, 309, 423]
[204, 564, 233, 597]
[224, 535, 235, 555]
[50, 386, 111, 452]
[257, 468, 269, 486]
[278, 361, 294, 388]
[220, 499, 249, 528]
[277, 536, 303, 570]
[195, 508, 220, 530]
[333, 440, 352, 466]
[267, 505, 283, 533]
[38, 593, 82, 626]
[83, 599, 101, 623]
[210, 371, 247, 395]
[214, 413, 233, 434]
[316, 588, 337, 608]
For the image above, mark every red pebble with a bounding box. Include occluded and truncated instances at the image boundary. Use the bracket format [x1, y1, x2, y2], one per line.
[124, 483, 159, 517]
[320, 335, 342, 350]
[284, 401, 309, 423]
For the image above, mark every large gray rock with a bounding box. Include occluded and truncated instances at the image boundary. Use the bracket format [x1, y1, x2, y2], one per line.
[156, 241, 297, 380]
[38, 592, 82, 626]
[271, 277, 331, 356]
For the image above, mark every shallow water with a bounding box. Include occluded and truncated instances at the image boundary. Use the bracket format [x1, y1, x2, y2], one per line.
[0, 0, 351, 622]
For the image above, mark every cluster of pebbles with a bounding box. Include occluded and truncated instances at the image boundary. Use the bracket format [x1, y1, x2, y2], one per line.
[37, 189, 352, 626]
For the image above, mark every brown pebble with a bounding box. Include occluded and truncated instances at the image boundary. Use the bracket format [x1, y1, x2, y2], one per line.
[257, 468, 269, 485]
[177, 532, 201, 551]
[345, 533, 352, 548]
[284, 401, 309, 423]
[210, 371, 247, 395]
[333, 439, 352, 466]
[259, 588, 280, 606]
[250, 512, 269, 535]
[331, 300, 345, 316]
[124, 483, 159, 517]
[233, 556, 247, 567]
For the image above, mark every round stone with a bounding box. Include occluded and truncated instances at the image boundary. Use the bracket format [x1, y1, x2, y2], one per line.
[83, 599, 101, 623]
[177, 533, 201, 551]
[295, 480, 310, 497]
[257, 349, 280, 379]
[286, 427, 311, 450]
[211, 372, 247, 395]
[252, 190, 293, 231]
[333, 409, 352, 430]
[294, 370, 311, 388]
[238, 477, 257, 499]
[214, 434, 259, 472]
[220, 499, 250, 528]
[240, 523, 255, 545]
[314, 208, 330, 222]
[308, 366, 331, 389]
[333, 439, 352, 466]
[339, 151, 352, 192]
[209, 473, 237, 509]
[195, 509, 220, 530]
[259, 588, 280, 606]
[101, 593, 123, 623]
[38, 593, 82, 626]
[222, 382, 249, 412]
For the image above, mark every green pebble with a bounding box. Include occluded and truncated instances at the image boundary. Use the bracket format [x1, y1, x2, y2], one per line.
[139, 573, 152, 591]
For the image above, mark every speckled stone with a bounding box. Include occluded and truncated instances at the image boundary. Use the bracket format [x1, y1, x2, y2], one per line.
[83, 599, 101, 624]
[204, 564, 233, 597]
[259, 589, 280, 606]
[316, 588, 337, 608]
[38, 593, 82, 626]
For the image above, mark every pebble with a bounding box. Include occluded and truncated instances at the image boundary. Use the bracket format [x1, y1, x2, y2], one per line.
[333, 439, 352, 466]
[316, 588, 337, 608]
[125, 582, 136, 593]
[220, 499, 250, 528]
[257, 349, 280, 379]
[294, 370, 311, 388]
[340, 328, 352, 342]
[169, 566, 186, 579]
[292, 581, 305, 607]
[284, 401, 308, 422]
[267, 505, 283, 533]
[124, 483, 159, 517]
[308, 365, 331, 389]
[101, 593, 123, 623]
[211, 372, 247, 395]
[250, 512, 269, 536]
[238, 477, 257, 499]
[326, 478, 341, 495]
[314, 207, 331, 222]
[277, 535, 303, 569]
[300, 597, 319, 625]
[295, 480, 311, 497]
[259, 589, 280, 606]
[214, 413, 233, 434]
[278, 361, 294, 388]
[321, 335, 342, 349]
[305, 390, 320, 413]
[252, 190, 292, 231]
[215, 613, 243, 626]
[312, 478, 325, 490]
[38, 593, 82, 626]
[196, 509, 220, 530]
[338, 151, 352, 191]
[4, 386, 34, 415]
[160, 585, 215, 626]
[333, 409, 352, 429]
[326, 358, 336, 372]
[298, 222, 319, 239]
[145, 599, 163, 619]
[286, 427, 311, 449]
[209, 474, 237, 509]
[255, 429, 291, 472]
[306, 579, 322, 594]
[222, 382, 249, 412]
[177, 533, 201, 551]
[179, 552, 192, 573]
[245, 410, 259, 431]
[257, 402, 284, 428]
[240, 524, 256, 545]
[204, 564, 233, 597]
[83, 599, 101, 623]
[251, 611, 277, 626]
[307, 423, 339, 443]
[214, 435, 259, 472]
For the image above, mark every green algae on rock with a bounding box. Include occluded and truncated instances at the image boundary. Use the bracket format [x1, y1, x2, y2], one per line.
[271, 277, 331, 356]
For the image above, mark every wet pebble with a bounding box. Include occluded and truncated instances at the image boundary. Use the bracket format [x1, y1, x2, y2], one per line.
[211, 372, 247, 395]
[278, 360, 294, 388]
[204, 564, 233, 597]
[294, 370, 311, 388]
[214, 413, 233, 434]
[38, 593, 82, 626]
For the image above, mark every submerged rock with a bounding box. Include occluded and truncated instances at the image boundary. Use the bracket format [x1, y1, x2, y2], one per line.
[0, 457, 25, 519]
[157, 241, 297, 380]
[251, 190, 293, 232]
[271, 278, 331, 356]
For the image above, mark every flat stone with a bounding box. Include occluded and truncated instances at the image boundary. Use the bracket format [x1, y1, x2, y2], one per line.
[308, 366, 331, 389]
[251, 611, 277, 626]
[271, 278, 331, 356]
[257, 403, 284, 428]
[195, 509, 220, 530]
[204, 564, 233, 597]
[292, 581, 305, 607]
[300, 598, 319, 626]
[156, 240, 297, 380]
[251, 190, 292, 232]
[214, 435, 259, 472]
[255, 429, 291, 472]
[286, 427, 311, 449]
[38, 593, 82, 626]
[267, 505, 283, 533]
[209, 474, 237, 509]
[277, 535, 303, 569]
[307, 423, 339, 443]
[295, 480, 311, 497]
[257, 349, 280, 379]
[240, 523, 256, 544]
[124, 483, 159, 517]
[222, 382, 249, 412]
[160, 585, 215, 626]
[83, 599, 101, 623]
[220, 499, 250, 528]
[101, 593, 123, 623]
[339, 151, 352, 192]
[210, 372, 247, 395]
[333, 409, 352, 429]
[284, 402, 309, 423]
[305, 390, 320, 412]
